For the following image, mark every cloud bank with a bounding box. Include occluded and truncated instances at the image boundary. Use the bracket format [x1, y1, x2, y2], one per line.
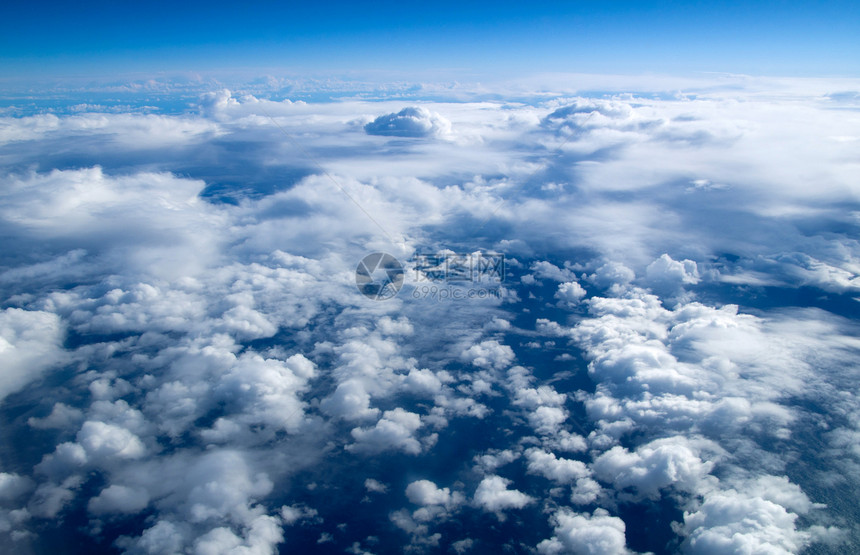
[0, 75, 858, 553]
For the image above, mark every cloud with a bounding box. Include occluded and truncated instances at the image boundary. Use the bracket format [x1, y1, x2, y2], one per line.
[529, 261, 578, 282]
[364, 479, 388, 494]
[473, 475, 533, 515]
[451, 538, 475, 553]
[589, 262, 636, 290]
[76, 420, 147, 462]
[680, 489, 812, 554]
[592, 437, 716, 499]
[537, 508, 629, 555]
[0, 308, 65, 403]
[0, 474, 32, 502]
[347, 408, 425, 455]
[280, 504, 318, 526]
[364, 107, 452, 138]
[461, 340, 515, 370]
[88, 485, 150, 515]
[1, 76, 860, 553]
[525, 448, 590, 484]
[555, 281, 587, 306]
[405, 480, 453, 506]
[643, 254, 700, 298]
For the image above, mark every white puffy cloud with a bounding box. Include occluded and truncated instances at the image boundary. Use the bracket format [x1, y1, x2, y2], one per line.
[555, 281, 587, 306]
[192, 513, 284, 555]
[529, 406, 569, 436]
[77, 420, 147, 462]
[570, 477, 603, 505]
[403, 368, 443, 396]
[406, 480, 452, 506]
[118, 520, 186, 554]
[589, 262, 636, 289]
[0, 168, 220, 281]
[320, 379, 380, 421]
[473, 449, 520, 473]
[592, 437, 716, 498]
[544, 430, 588, 454]
[473, 475, 533, 514]
[364, 107, 452, 138]
[529, 261, 577, 282]
[347, 408, 424, 455]
[537, 508, 629, 555]
[214, 352, 315, 433]
[461, 340, 515, 370]
[404, 479, 465, 523]
[680, 489, 813, 554]
[525, 448, 590, 484]
[643, 254, 700, 298]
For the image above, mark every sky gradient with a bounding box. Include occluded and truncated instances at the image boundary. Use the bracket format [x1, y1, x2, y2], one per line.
[3, 1, 859, 78]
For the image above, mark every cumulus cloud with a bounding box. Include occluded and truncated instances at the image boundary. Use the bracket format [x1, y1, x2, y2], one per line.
[406, 480, 453, 506]
[347, 408, 425, 455]
[364, 107, 452, 138]
[592, 437, 716, 498]
[473, 475, 533, 515]
[555, 281, 587, 306]
[404, 479, 465, 525]
[537, 508, 629, 555]
[643, 254, 700, 298]
[681, 489, 813, 554]
[461, 340, 515, 370]
[525, 448, 590, 484]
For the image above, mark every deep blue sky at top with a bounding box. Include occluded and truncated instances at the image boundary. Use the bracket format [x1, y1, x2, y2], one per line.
[1, 0, 858, 79]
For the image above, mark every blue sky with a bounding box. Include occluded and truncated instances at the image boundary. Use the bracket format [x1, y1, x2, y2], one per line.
[2, 0, 859, 78]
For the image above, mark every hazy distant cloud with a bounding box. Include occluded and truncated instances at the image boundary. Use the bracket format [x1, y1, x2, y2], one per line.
[364, 106, 452, 138]
[88, 485, 150, 515]
[364, 478, 388, 494]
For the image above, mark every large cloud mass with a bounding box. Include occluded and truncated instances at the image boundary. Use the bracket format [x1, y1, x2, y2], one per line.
[0, 75, 858, 554]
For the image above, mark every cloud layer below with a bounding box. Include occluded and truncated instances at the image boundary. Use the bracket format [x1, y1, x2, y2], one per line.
[0, 77, 859, 554]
